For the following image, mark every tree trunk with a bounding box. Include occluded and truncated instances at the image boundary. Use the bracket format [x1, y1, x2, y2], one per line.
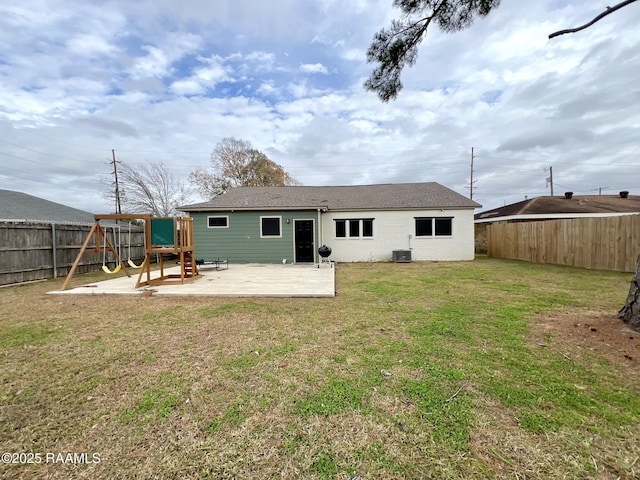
[618, 254, 640, 331]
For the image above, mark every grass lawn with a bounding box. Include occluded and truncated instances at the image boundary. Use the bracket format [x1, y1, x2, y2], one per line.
[1, 256, 639, 479]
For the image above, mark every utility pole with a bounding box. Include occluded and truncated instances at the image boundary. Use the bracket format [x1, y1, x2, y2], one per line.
[468, 147, 477, 200]
[545, 166, 554, 196]
[111, 149, 122, 214]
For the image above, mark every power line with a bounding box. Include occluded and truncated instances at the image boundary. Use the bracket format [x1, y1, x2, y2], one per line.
[476, 155, 638, 167]
[0, 150, 94, 173]
[0, 139, 91, 163]
[4, 131, 640, 170]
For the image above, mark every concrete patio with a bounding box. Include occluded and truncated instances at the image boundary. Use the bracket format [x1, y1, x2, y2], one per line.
[48, 263, 335, 297]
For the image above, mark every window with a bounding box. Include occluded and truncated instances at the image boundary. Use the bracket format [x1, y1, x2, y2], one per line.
[335, 218, 374, 238]
[415, 217, 453, 237]
[435, 217, 452, 236]
[260, 216, 281, 237]
[415, 218, 433, 237]
[349, 220, 359, 237]
[207, 216, 228, 228]
[362, 219, 373, 237]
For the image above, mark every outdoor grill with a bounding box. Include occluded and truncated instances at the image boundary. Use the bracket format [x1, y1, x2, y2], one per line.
[318, 245, 332, 265]
[318, 245, 332, 258]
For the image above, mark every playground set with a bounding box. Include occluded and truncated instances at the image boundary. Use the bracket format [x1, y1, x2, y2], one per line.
[61, 214, 200, 290]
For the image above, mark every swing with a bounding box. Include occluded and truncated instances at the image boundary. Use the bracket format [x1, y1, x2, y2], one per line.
[126, 222, 144, 268]
[101, 225, 121, 274]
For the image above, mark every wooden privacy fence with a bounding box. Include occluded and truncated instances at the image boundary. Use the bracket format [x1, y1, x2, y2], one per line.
[487, 214, 640, 272]
[0, 221, 146, 286]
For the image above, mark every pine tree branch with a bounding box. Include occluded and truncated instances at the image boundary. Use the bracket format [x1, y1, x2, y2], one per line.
[548, 0, 639, 39]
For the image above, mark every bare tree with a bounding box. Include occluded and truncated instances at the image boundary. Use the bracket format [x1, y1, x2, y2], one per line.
[365, 0, 639, 102]
[189, 137, 300, 199]
[103, 161, 192, 216]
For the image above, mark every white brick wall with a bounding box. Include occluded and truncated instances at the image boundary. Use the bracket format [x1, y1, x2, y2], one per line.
[320, 209, 475, 262]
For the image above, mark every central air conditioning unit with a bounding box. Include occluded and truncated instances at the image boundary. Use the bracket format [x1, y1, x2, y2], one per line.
[392, 250, 412, 263]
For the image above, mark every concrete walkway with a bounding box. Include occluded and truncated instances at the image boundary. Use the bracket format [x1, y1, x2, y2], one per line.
[48, 263, 335, 298]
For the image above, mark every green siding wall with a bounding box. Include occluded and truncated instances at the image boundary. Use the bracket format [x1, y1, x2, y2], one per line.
[190, 210, 320, 264]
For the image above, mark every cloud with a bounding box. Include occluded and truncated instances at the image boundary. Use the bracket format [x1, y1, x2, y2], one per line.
[130, 33, 202, 80]
[300, 63, 329, 74]
[1, 0, 639, 215]
[170, 56, 233, 95]
[74, 117, 140, 138]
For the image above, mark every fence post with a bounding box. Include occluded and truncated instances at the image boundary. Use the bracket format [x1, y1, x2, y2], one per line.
[51, 223, 57, 278]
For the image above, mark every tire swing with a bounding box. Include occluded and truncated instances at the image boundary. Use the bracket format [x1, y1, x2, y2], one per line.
[126, 222, 143, 269]
[101, 226, 121, 274]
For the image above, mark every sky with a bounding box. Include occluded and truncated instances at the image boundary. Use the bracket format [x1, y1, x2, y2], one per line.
[1, 0, 639, 215]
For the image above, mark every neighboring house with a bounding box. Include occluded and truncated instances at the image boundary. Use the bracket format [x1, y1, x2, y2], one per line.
[179, 182, 481, 264]
[0, 189, 96, 223]
[474, 191, 640, 253]
[475, 191, 640, 224]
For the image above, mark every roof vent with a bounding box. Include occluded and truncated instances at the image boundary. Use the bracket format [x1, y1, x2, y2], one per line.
[620, 191, 629, 198]
[564, 192, 573, 199]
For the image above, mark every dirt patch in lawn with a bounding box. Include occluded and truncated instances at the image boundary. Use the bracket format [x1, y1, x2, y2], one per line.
[530, 310, 639, 373]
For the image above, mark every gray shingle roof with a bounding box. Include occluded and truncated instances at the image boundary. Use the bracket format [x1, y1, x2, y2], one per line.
[475, 193, 640, 220]
[0, 189, 96, 224]
[180, 182, 481, 211]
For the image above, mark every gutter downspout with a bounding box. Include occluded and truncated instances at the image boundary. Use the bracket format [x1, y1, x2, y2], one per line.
[317, 208, 322, 264]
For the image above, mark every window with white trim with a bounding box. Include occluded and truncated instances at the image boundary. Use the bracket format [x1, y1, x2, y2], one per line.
[260, 216, 281, 237]
[207, 216, 229, 228]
